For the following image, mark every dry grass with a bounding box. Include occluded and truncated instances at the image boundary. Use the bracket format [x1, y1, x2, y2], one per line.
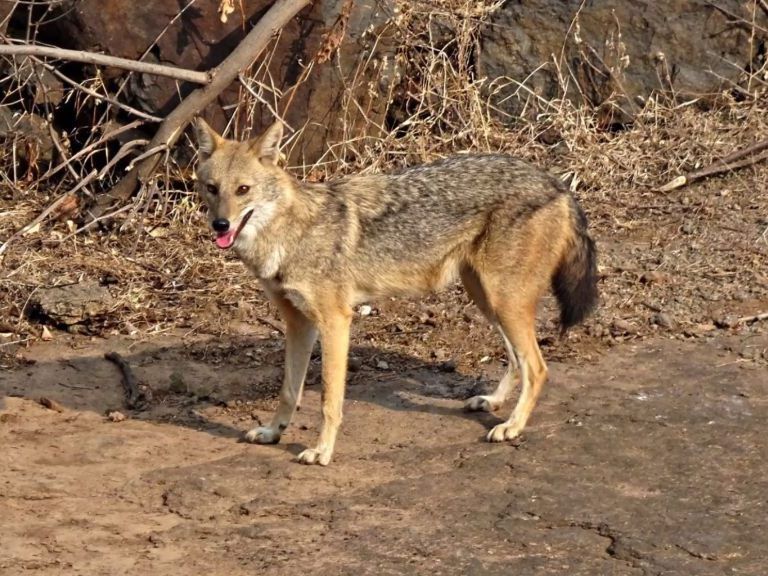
[2, 0, 768, 363]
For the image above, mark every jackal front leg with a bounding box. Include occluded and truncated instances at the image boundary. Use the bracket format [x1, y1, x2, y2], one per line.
[245, 298, 317, 445]
[296, 309, 351, 466]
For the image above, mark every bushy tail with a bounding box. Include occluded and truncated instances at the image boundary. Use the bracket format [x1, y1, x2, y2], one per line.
[552, 200, 598, 332]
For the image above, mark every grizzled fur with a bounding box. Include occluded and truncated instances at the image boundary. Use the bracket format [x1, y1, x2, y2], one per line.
[194, 118, 598, 466]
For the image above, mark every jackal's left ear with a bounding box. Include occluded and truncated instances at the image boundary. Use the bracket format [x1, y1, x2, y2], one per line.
[193, 117, 223, 161]
[254, 121, 283, 165]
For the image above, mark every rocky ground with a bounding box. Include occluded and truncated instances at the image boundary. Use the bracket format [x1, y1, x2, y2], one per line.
[1, 107, 768, 574]
[1, 328, 766, 575]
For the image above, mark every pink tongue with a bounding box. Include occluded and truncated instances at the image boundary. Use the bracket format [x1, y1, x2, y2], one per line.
[215, 230, 236, 249]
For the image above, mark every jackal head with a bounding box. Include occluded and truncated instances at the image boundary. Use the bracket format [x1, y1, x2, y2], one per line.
[193, 118, 286, 250]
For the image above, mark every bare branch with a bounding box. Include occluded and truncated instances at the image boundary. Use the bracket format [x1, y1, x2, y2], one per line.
[0, 42, 211, 85]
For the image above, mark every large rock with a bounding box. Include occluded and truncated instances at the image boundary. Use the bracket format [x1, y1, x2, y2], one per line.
[479, 0, 765, 121]
[9, 0, 763, 162]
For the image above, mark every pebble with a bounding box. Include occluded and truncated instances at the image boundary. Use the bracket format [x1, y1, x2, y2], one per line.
[437, 360, 456, 373]
[713, 315, 739, 329]
[359, 305, 372, 317]
[640, 271, 670, 285]
[348, 356, 363, 372]
[107, 410, 126, 422]
[376, 360, 389, 370]
[610, 319, 635, 335]
[652, 312, 674, 329]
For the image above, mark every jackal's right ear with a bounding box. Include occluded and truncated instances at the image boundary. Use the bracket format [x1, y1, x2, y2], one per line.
[253, 121, 283, 165]
[193, 117, 222, 161]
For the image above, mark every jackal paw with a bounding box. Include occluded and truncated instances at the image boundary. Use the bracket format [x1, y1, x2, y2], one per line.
[464, 395, 502, 412]
[296, 446, 332, 466]
[243, 426, 281, 444]
[486, 422, 522, 443]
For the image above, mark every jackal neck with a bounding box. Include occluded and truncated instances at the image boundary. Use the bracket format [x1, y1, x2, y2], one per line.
[233, 181, 323, 280]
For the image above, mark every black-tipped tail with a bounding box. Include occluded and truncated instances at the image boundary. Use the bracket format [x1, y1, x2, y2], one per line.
[552, 201, 598, 332]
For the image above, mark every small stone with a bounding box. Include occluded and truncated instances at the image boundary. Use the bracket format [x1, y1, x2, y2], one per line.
[681, 222, 695, 235]
[418, 312, 436, 327]
[713, 315, 739, 329]
[41, 326, 53, 341]
[107, 410, 126, 422]
[376, 360, 389, 370]
[359, 305, 372, 317]
[348, 356, 363, 372]
[38, 397, 64, 412]
[589, 323, 607, 338]
[732, 290, 749, 302]
[610, 319, 635, 336]
[437, 360, 456, 373]
[640, 271, 670, 285]
[652, 312, 674, 329]
[479, 355, 492, 364]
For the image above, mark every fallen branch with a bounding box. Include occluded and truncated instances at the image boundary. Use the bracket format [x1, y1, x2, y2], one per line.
[738, 312, 768, 324]
[658, 137, 768, 191]
[104, 351, 152, 410]
[90, 0, 311, 220]
[0, 43, 211, 85]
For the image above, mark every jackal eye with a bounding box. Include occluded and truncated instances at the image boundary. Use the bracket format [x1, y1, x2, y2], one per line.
[205, 184, 218, 196]
[236, 185, 250, 196]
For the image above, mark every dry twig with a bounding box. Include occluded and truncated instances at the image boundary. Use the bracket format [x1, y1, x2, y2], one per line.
[658, 138, 768, 191]
[104, 351, 151, 410]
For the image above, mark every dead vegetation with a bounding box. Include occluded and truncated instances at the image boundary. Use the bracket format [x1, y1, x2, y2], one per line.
[1, 0, 767, 368]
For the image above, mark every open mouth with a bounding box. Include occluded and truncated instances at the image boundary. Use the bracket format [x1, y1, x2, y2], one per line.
[215, 209, 254, 250]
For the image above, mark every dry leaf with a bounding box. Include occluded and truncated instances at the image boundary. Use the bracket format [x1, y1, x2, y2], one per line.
[218, 0, 235, 23]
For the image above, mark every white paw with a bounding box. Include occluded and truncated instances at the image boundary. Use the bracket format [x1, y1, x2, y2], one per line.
[464, 395, 500, 412]
[243, 426, 281, 444]
[295, 446, 332, 466]
[486, 422, 522, 443]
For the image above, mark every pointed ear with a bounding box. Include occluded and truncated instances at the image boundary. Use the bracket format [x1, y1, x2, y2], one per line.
[193, 117, 222, 161]
[253, 121, 283, 165]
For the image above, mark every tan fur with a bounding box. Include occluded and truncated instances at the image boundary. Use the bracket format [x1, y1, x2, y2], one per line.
[194, 118, 598, 466]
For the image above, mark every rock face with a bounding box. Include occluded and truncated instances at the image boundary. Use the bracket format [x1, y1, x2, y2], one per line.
[479, 0, 764, 120]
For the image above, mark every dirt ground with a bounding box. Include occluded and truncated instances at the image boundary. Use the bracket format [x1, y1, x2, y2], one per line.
[2, 104, 768, 574]
[1, 326, 767, 575]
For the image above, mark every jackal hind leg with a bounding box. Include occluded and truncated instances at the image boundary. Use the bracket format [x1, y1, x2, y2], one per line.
[486, 306, 548, 442]
[460, 265, 519, 413]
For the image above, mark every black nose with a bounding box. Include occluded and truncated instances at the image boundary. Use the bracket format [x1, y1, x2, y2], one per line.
[212, 218, 230, 233]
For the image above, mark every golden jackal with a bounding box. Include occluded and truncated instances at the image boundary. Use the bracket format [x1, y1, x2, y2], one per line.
[194, 118, 598, 466]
